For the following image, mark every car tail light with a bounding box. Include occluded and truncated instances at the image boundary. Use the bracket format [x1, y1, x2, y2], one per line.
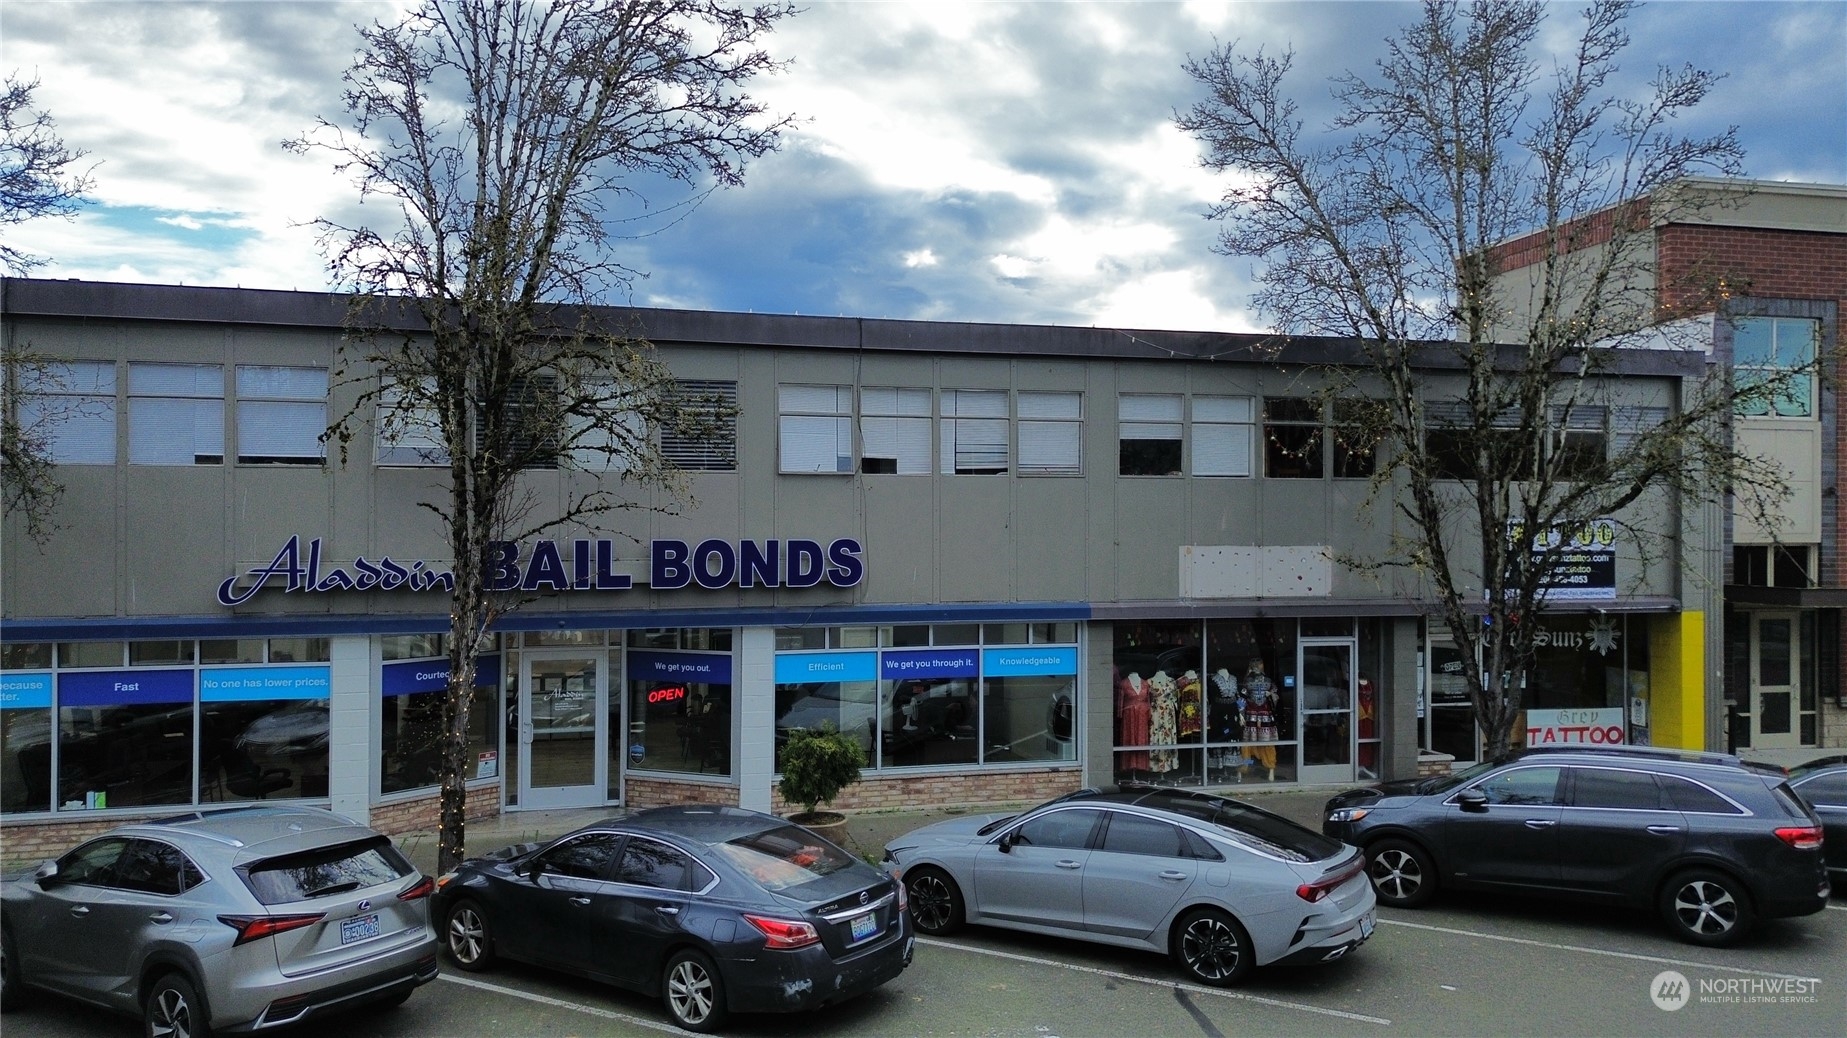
[1775, 825, 1823, 850]
[218, 913, 325, 946]
[1297, 860, 1364, 903]
[895, 880, 907, 912]
[743, 914, 821, 950]
[399, 875, 435, 901]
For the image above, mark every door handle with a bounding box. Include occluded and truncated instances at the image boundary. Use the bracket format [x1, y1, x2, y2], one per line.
[569, 896, 592, 906]
[69, 905, 90, 917]
[1056, 860, 1082, 870]
[1646, 825, 1682, 835]
[1523, 819, 1556, 829]
[148, 911, 173, 924]
[1159, 870, 1187, 881]
[655, 905, 681, 916]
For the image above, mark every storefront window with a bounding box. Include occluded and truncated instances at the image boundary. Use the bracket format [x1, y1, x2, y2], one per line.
[774, 650, 877, 770]
[626, 648, 732, 776]
[1, 671, 53, 815]
[381, 654, 498, 795]
[201, 665, 331, 801]
[58, 669, 195, 810]
[1520, 614, 1645, 748]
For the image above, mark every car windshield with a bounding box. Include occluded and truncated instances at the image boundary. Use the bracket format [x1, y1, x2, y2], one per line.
[1150, 796, 1343, 862]
[711, 824, 859, 892]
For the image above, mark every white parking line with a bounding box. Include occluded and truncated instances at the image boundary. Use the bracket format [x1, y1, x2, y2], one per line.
[438, 973, 692, 1034]
[917, 936, 1393, 1025]
[1378, 919, 1823, 982]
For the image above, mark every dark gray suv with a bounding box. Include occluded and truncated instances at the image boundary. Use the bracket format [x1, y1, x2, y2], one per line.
[1323, 746, 1830, 946]
[2, 805, 439, 1037]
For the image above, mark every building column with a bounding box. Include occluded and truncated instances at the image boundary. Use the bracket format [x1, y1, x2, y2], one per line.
[738, 627, 775, 812]
[328, 634, 374, 823]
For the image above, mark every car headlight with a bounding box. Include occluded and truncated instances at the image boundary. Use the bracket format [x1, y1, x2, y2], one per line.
[1326, 807, 1371, 824]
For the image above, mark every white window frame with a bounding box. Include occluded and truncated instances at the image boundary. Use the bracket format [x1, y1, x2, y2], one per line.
[235, 365, 327, 464]
[129, 362, 223, 466]
[779, 384, 854, 474]
[1734, 316, 1818, 418]
[18, 360, 117, 465]
[1017, 391, 1082, 475]
[375, 377, 449, 466]
[859, 387, 932, 474]
[1191, 395, 1254, 477]
[1118, 393, 1183, 476]
[939, 389, 1010, 475]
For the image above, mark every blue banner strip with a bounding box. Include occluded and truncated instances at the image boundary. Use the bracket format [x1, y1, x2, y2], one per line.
[201, 665, 331, 702]
[881, 649, 979, 680]
[0, 673, 53, 709]
[628, 650, 733, 685]
[982, 647, 1078, 677]
[382, 654, 501, 697]
[60, 669, 194, 707]
[776, 651, 878, 684]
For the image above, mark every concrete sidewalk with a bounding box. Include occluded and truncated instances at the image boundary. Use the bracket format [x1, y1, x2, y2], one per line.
[393, 786, 1341, 876]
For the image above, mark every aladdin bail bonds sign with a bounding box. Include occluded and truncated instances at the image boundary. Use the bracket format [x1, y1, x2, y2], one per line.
[1514, 517, 1617, 602]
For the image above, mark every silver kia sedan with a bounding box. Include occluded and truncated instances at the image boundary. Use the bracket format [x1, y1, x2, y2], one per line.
[883, 785, 1375, 985]
[1, 805, 438, 1037]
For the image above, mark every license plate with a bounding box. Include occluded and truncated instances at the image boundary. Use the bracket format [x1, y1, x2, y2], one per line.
[849, 912, 879, 943]
[341, 913, 381, 945]
[1360, 912, 1375, 940]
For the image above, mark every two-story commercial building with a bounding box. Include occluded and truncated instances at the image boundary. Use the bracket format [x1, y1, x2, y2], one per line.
[1, 274, 1723, 856]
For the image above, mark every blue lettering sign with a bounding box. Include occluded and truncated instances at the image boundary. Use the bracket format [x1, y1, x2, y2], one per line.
[61, 669, 193, 707]
[0, 673, 53, 710]
[627, 650, 733, 686]
[201, 666, 332, 703]
[381, 655, 502, 697]
[982, 647, 1077, 677]
[881, 649, 979, 680]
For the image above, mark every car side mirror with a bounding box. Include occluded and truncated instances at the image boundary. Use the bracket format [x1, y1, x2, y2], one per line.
[996, 831, 1015, 853]
[522, 859, 548, 881]
[1455, 787, 1489, 812]
[34, 859, 60, 888]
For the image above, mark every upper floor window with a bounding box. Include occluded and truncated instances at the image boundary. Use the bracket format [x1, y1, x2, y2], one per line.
[779, 384, 853, 473]
[1734, 316, 1817, 418]
[1119, 394, 1182, 475]
[1733, 544, 1813, 588]
[129, 363, 223, 466]
[1017, 391, 1081, 475]
[1192, 395, 1254, 477]
[17, 360, 116, 464]
[940, 389, 1009, 475]
[660, 379, 737, 472]
[375, 377, 447, 466]
[235, 365, 327, 465]
[1262, 397, 1322, 478]
[860, 387, 931, 474]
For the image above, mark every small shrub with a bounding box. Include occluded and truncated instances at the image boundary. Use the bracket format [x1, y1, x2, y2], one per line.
[779, 722, 866, 818]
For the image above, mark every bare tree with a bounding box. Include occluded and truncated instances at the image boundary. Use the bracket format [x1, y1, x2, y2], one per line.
[289, 0, 794, 871]
[1177, 0, 1815, 755]
[3, 73, 95, 542]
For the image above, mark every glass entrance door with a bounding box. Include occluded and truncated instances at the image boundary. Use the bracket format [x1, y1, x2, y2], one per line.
[519, 653, 606, 809]
[1297, 640, 1355, 783]
[1750, 612, 1801, 749]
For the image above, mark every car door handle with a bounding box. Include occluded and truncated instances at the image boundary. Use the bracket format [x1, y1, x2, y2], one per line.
[1158, 870, 1188, 881]
[147, 911, 173, 924]
[1523, 819, 1556, 829]
[1646, 824, 1682, 835]
[569, 896, 592, 906]
[69, 905, 90, 918]
[1056, 860, 1082, 869]
[655, 905, 680, 916]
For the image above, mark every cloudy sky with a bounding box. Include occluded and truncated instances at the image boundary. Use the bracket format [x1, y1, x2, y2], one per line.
[4, 1, 1844, 332]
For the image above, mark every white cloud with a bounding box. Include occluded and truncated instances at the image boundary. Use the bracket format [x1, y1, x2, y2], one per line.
[902, 248, 938, 268]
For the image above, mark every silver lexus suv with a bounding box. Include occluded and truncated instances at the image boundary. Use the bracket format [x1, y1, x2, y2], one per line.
[2, 805, 438, 1037]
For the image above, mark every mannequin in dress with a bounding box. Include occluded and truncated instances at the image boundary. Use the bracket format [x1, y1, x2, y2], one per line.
[1210, 667, 1244, 780]
[1148, 670, 1179, 775]
[1242, 658, 1278, 781]
[1115, 670, 1150, 779]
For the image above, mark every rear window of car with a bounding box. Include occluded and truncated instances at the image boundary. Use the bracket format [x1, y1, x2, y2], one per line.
[241, 836, 415, 905]
[711, 825, 859, 892]
[1151, 797, 1343, 862]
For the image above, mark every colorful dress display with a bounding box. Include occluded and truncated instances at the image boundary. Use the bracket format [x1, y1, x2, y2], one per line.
[1177, 670, 1203, 740]
[1242, 661, 1278, 771]
[1115, 671, 1150, 771]
[1148, 670, 1179, 773]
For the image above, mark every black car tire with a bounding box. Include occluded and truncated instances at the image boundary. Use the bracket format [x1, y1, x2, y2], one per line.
[1660, 869, 1755, 947]
[1366, 838, 1437, 908]
[144, 972, 210, 1038]
[663, 948, 728, 1033]
[904, 866, 966, 935]
[444, 899, 497, 971]
[1172, 907, 1254, 986]
[1, 925, 30, 1012]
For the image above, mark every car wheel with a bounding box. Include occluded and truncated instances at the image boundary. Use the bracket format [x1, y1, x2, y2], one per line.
[1172, 907, 1254, 986]
[1367, 838, 1436, 908]
[145, 972, 209, 1038]
[1, 925, 30, 1012]
[1660, 869, 1755, 947]
[904, 866, 966, 935]
[662, 948, 728, 1033]
[444, 899, 497, 971]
